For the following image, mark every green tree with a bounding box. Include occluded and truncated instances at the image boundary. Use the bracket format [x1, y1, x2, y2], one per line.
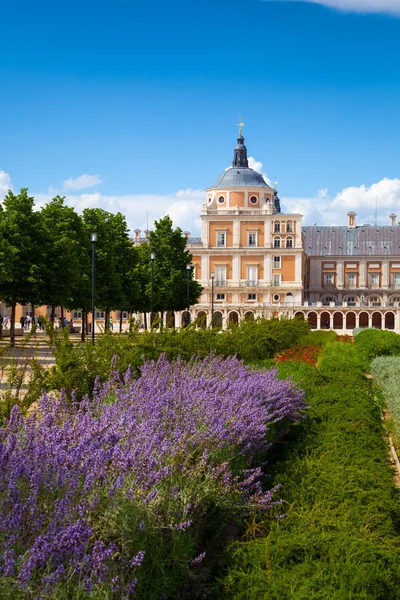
[39, 197, 87, 326]
[82, 208, 135, 331]
[148, 216, 202, 319]
[0, 189, 43, 345]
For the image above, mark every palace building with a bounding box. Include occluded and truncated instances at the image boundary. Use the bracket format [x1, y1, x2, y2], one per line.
[184, 130, 400, 333]
[2, 129, 400, 334]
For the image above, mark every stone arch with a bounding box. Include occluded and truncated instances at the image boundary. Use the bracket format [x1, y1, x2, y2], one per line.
[212, 311, 223, 329]
[388, 296, 400, 307]
[196, 311, 207, 329]
[244, 311, 255, 322]
[307, 311, 318, 329]
[321, 311, 331, 329]
[285, 292, 294, 304]
[345, 312, 356, 329]
[181, 311, 190, 327]
[228, 311, 239, 326]
[385, 312, 395, 330]
[359, 312, 369, 328]
[295, 311, 305, 321]
[344, 295, 358, 306]
[321, 296, 336, 306]
[372, 312, 382, 329]
[333, 312, 343, 330]
[367, 296, 382, 307]
[166, 311, 175, 328]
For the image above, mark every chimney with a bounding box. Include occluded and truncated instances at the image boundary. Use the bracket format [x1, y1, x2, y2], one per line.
[183, 231, 190, 240]
[134, 229, 141, 239]
[144, 229, 149, 239]
[347, 212, 357, 229]
[390, 214, 397, 227]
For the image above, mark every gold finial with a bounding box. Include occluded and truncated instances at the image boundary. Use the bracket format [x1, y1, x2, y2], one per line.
[237, 114, 244, 137]
[274, 175, 278, 190]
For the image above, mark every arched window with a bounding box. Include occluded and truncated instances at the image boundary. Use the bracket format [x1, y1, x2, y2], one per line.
[274, 222, 281, 233]
[274, 237, 281, 248]
[286, 221, 293, 233]
[286, 237, 293, 248]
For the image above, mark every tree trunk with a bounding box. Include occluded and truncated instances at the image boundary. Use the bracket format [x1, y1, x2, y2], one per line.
[119, 311, 123, 334]
[51, 305, 55, 328]
[160, 311, 164, 329]
[81, 311, 86, 342]
[144, 312, 147, 330]
[10, 301, 16, 347]
[85, 312, 89, 335]
[60, 306, 64, 328]
[105, 308, 110, 332]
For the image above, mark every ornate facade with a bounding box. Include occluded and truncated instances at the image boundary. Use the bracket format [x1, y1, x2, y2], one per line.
[186, 131, 400, 333]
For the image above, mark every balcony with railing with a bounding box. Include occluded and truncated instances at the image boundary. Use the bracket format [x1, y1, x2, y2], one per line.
[246, 280, 259, 287]
[215, 280, 226, 287]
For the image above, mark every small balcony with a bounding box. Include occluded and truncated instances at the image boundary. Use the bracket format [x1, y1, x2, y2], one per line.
[215, 280, 226, 287]
[246, 280, 259, 287]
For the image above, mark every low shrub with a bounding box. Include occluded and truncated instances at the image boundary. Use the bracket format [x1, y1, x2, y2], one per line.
[355, 329, 400, 364]
[371, 356, 400, 438]
[220, 342, 400, 599]
[0, 354, 306, 599]
[46, 318, 310, 401]
[274, 344, 322, 366]
[317, 342, 367, 378]
[298, 330, 337, 347]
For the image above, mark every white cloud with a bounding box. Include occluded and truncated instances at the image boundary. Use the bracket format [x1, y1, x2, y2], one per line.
[0, 171, 13, 199]
[248, 157, 273, 187]
[34, 188, 205, 237]
[62, 174, 102, 191]
[263, 0, 400, 15]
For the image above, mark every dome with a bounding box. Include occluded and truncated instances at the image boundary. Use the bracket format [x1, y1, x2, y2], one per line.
[210, 167, 273, 189]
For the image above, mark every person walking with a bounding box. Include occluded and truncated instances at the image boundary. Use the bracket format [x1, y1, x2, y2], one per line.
[109, 316, 113, 331]
[20, 315, 25, 330]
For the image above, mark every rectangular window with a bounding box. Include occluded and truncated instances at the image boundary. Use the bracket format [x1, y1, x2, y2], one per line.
[274, 238, 281, 248]
[286, 222, 293, 233]
[247, 266, 258, 286]
[324, 273, 335, 286]
[274, 222, 281, 233]
[346, 273, 356, 288]
[216, 293, 225, 301]
[248, 232, 257, 247]
[216, 265, 226, 286]
[392, 274, 400, 288]
[96, 311, 105, 319]
[72, 310, 82, 319]
[274, 256, 281, 269]
[286, 238, 293, 248]
[216, 232, 226, 247]
[273, 274, 281, 287]
[369, 273, 379, 288]
[248, 293, 256, 300]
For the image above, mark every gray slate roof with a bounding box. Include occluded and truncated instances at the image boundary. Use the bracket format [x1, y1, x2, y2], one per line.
[210, 167, 273, 189]
[302, 225, 400, 257]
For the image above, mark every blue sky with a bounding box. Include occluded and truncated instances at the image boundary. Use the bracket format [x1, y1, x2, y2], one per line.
[1, 0, 400, 233]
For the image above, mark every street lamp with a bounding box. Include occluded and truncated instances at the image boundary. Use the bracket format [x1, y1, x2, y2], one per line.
[211, 272, 215, 328]
[186, 264, 191, 324]
[91, 232, 98, 344]
[150, 252, 156, 327]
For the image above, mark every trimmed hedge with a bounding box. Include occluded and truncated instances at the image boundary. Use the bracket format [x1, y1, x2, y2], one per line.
[355, 329, 400, 365]
[219, 342, 400, 599]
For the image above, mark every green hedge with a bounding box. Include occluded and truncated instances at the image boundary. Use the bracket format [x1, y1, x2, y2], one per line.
[219, 342, 400, 599]
[355, 329, 400, 364]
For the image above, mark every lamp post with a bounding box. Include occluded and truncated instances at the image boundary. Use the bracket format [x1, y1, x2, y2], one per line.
[150, 252, 156, 327]
[91, 232, 98, 344]
[211, 272, 215, 328]
[186, 263, 191, 325]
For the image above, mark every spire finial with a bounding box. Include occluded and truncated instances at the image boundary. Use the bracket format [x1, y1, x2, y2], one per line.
[237, 114, 244, 137]
[274, 175, 278, 190]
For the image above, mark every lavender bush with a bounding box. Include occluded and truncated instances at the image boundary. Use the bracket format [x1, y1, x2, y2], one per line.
[0, 354, 306, 599]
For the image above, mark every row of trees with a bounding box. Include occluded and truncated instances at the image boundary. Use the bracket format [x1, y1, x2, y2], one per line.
[0, 189, 202, 344]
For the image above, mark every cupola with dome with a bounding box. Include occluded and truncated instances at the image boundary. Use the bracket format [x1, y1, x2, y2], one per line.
[205, 129, 281, 213]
